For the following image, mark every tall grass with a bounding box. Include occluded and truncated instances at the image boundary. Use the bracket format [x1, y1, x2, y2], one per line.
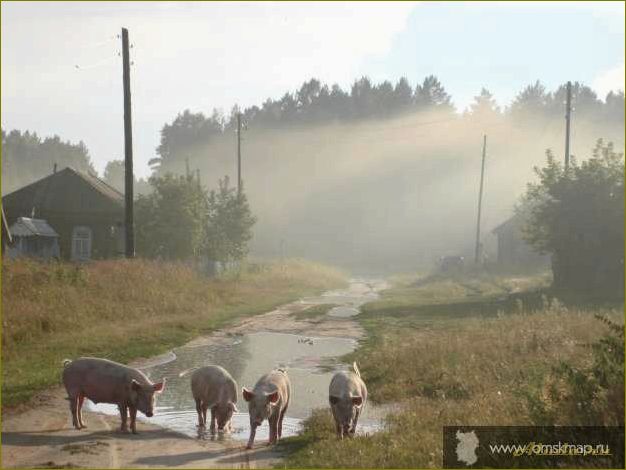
[281, 275, 624, 468]
[1, 258, 346, 408]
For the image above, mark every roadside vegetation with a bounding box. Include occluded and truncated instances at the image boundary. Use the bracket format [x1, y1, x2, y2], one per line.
[280, 272, 624, 468]
[1, 258, 346, 408]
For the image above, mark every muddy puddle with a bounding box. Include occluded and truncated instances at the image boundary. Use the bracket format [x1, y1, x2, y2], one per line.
[87, 279, 388, 443]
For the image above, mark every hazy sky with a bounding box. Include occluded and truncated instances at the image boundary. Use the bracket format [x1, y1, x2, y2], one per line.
[2, 1, 624, 178]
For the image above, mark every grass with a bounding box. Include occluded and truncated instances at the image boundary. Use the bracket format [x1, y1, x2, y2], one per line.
[289, 303, 338, 322]
[279, 272, 624, 468]
[1, 257, 347, 408]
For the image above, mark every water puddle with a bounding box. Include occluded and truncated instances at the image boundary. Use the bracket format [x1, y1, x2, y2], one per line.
[87, 279, 388, 442]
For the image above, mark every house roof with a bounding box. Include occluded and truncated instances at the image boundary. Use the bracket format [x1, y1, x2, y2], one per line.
[2, 166, 124, 217]
[492, 213, 524, 235]
[71, 167, 124, 203]
[10, 217, 59, 237]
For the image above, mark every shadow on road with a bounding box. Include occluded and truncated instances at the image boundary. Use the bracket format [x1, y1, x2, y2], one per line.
[1, 428, 187, 447]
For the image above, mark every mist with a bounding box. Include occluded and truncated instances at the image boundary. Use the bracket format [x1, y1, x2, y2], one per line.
[156, 109, 623, 273]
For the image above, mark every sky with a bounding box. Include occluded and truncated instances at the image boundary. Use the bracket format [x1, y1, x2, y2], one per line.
[2, 1, 624, 178]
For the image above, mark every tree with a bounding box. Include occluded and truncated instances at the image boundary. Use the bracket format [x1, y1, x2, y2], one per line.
[547, 82, 602, 120]
[152, 110, 223, 173]
[414, 75, 454, 112]
[507, 80, 549, 121]
[204, 176, 256, 263]
[603, 91, 625, 124]
[521, 140, 624, 296]
[2, 128, 95, 194]
[103, 160, 125, 193]
[135, 173, 208, 260]
[393, 77, 414, 111]
[103, 159, 151, 196]
[351, 76, 376, 118]
[467, 88, 501, 120]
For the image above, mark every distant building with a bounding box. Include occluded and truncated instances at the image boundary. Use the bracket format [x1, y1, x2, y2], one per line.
[6, 217, 60, 260]
[2, 167, 125, 261]
[491, 214, 549, 268]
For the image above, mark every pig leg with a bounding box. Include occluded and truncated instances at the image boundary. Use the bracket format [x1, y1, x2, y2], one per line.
[77, 394, 86, 429]
[331, 407, 342, 439]
[118, 404, 129, 432]
[246, 423, 257, 450]
[195, 399, 204, 428]
[277, 403, 288, 440]
[350, 408, 361, 436]
[209, 407, 216, 434]
[202, 404, 208, 430]
[268, 413, 278, 445]
[68, 395, 80, 430]
[129, 406, 138, 434]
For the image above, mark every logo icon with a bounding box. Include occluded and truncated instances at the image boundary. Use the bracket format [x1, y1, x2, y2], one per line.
[456, 429, 479, 466]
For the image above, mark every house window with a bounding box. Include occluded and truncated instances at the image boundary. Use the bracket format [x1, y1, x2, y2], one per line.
[71, 226, 92, 261]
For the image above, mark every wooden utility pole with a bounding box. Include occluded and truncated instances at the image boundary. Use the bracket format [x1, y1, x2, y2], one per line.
[122, 27, 135, 258]
[237, 113, 242, 193]
[474, 135, 487, 265]
[564, 81, 572, 169]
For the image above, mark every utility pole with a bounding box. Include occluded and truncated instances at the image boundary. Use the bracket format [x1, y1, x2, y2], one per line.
[122, 27, 135, 258]
[474, 135, 487, 265]
[564, 81, 572, 169]
[237, 113, 242, 193]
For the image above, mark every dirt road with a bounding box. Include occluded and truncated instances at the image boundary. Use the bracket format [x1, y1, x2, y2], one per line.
[2, 280, 382, 468]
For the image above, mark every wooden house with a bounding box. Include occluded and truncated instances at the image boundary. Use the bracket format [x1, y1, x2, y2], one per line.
[2, 167, 125, 261]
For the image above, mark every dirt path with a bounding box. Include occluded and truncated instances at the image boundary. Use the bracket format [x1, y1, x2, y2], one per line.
[1, 282, 376, 468]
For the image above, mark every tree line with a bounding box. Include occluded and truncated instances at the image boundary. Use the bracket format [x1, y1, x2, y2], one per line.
[1, 129, 95, 194]
[2, 75, 623, 191]
[151, 77, 625, 172]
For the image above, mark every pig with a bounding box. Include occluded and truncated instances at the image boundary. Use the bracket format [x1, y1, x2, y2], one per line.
[242, 368, 291, 449]
[329, 362, 367, 439]
[62, 357, 165, 434]
[179, 365, 238, 433]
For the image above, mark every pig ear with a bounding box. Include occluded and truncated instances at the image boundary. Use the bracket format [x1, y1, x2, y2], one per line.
[351, 396, 363, 407]
[131, 379, 141, 391]
[153, 379, 166, 393]
[266, 391, 279, 403]
[242, 387, 254, 402]
[329, 396, 340, 405]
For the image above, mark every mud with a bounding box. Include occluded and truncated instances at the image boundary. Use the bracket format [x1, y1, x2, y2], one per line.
[1, 279, 387, 468]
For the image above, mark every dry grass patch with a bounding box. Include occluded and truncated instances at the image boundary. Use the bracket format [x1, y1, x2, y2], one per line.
[281, 274, 623, 468]
[2, 258, 346, 407]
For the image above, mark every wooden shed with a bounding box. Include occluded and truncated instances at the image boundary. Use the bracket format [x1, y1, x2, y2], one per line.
[6, 217, 60, 260]
[492, 214, 549, 268]
[2, 167, 125, 261]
